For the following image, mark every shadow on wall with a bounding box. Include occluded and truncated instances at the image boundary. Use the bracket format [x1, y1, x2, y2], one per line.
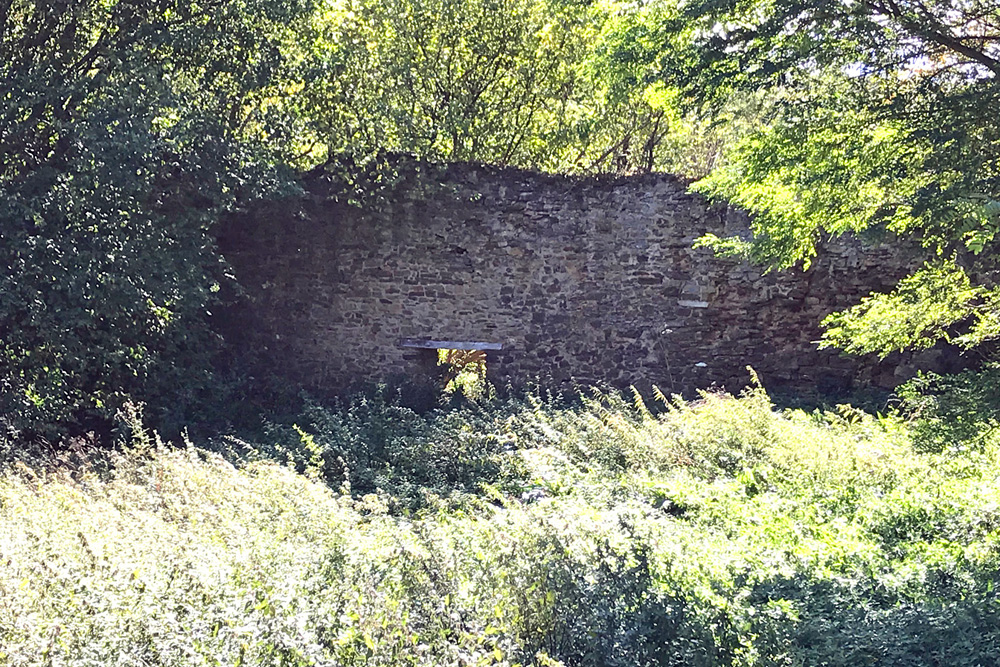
[215, 162, 947, 399]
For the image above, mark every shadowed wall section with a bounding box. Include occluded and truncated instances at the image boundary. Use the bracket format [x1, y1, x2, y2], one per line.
[217, 164, 939, 397]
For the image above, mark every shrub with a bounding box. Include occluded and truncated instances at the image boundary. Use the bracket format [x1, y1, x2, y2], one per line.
[897, 361, 1000, 453]
[4, 386, 1000, 665]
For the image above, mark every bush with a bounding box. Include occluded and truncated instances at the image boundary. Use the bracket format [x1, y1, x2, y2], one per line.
[897, 361, 1000, 453]
[238, 389, 527, 509]
[4, 386, 1000, 665]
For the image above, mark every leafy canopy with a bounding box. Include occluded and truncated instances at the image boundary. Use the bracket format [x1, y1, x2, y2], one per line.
[625, 0, 1000, 355]
[285, 0, 758, 177]
[0, 0, 314, 435]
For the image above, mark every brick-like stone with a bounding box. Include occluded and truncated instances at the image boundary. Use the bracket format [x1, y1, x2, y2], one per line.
[215, 164, 946, 397]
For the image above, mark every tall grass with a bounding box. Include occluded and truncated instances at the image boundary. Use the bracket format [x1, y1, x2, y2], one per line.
[2, 386, 1000, 665]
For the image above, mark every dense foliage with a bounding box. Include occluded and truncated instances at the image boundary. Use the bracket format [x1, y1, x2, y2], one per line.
[619, 0, 1000, 355]
[4, 2, 1000, 661]
[4, 388, 1000, 664]
[0, 0, 317, 436]
[287, 0, 747, 176]
[0, 0, 748, 438]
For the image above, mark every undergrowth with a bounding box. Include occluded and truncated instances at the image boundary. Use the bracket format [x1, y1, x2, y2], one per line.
[2, 384, 1000, 665]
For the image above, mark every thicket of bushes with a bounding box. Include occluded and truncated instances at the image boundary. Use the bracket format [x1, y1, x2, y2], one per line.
[3, 385, 1000, 665]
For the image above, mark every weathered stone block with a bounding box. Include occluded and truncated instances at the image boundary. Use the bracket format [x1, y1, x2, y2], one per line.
[216, 164, 931, 397]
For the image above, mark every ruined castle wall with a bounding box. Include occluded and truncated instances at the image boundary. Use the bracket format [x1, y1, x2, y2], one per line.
[217, 164, 925, 396]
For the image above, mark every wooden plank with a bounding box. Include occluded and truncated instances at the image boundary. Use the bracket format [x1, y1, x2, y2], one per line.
[399, 339, 503, 351]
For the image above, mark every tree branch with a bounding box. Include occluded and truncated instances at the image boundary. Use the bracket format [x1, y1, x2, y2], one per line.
[865, 0, 1000, 76]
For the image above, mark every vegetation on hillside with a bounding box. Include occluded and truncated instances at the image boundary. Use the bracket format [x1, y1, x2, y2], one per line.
[4, 387, 1000, 665]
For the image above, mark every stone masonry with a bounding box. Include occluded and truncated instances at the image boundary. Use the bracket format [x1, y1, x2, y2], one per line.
[216, 163, 935, 397]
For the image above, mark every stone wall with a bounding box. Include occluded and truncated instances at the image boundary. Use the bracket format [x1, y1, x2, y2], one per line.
[216, 164, 932, 397]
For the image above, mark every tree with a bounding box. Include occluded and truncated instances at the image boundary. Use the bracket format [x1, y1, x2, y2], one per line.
[0, 0, 313, 436]
[619, 0, 1000, 356]
[287, 0, 745, 177]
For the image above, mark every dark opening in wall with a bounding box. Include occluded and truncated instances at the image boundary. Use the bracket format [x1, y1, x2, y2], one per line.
[399, 339, 502, 398]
